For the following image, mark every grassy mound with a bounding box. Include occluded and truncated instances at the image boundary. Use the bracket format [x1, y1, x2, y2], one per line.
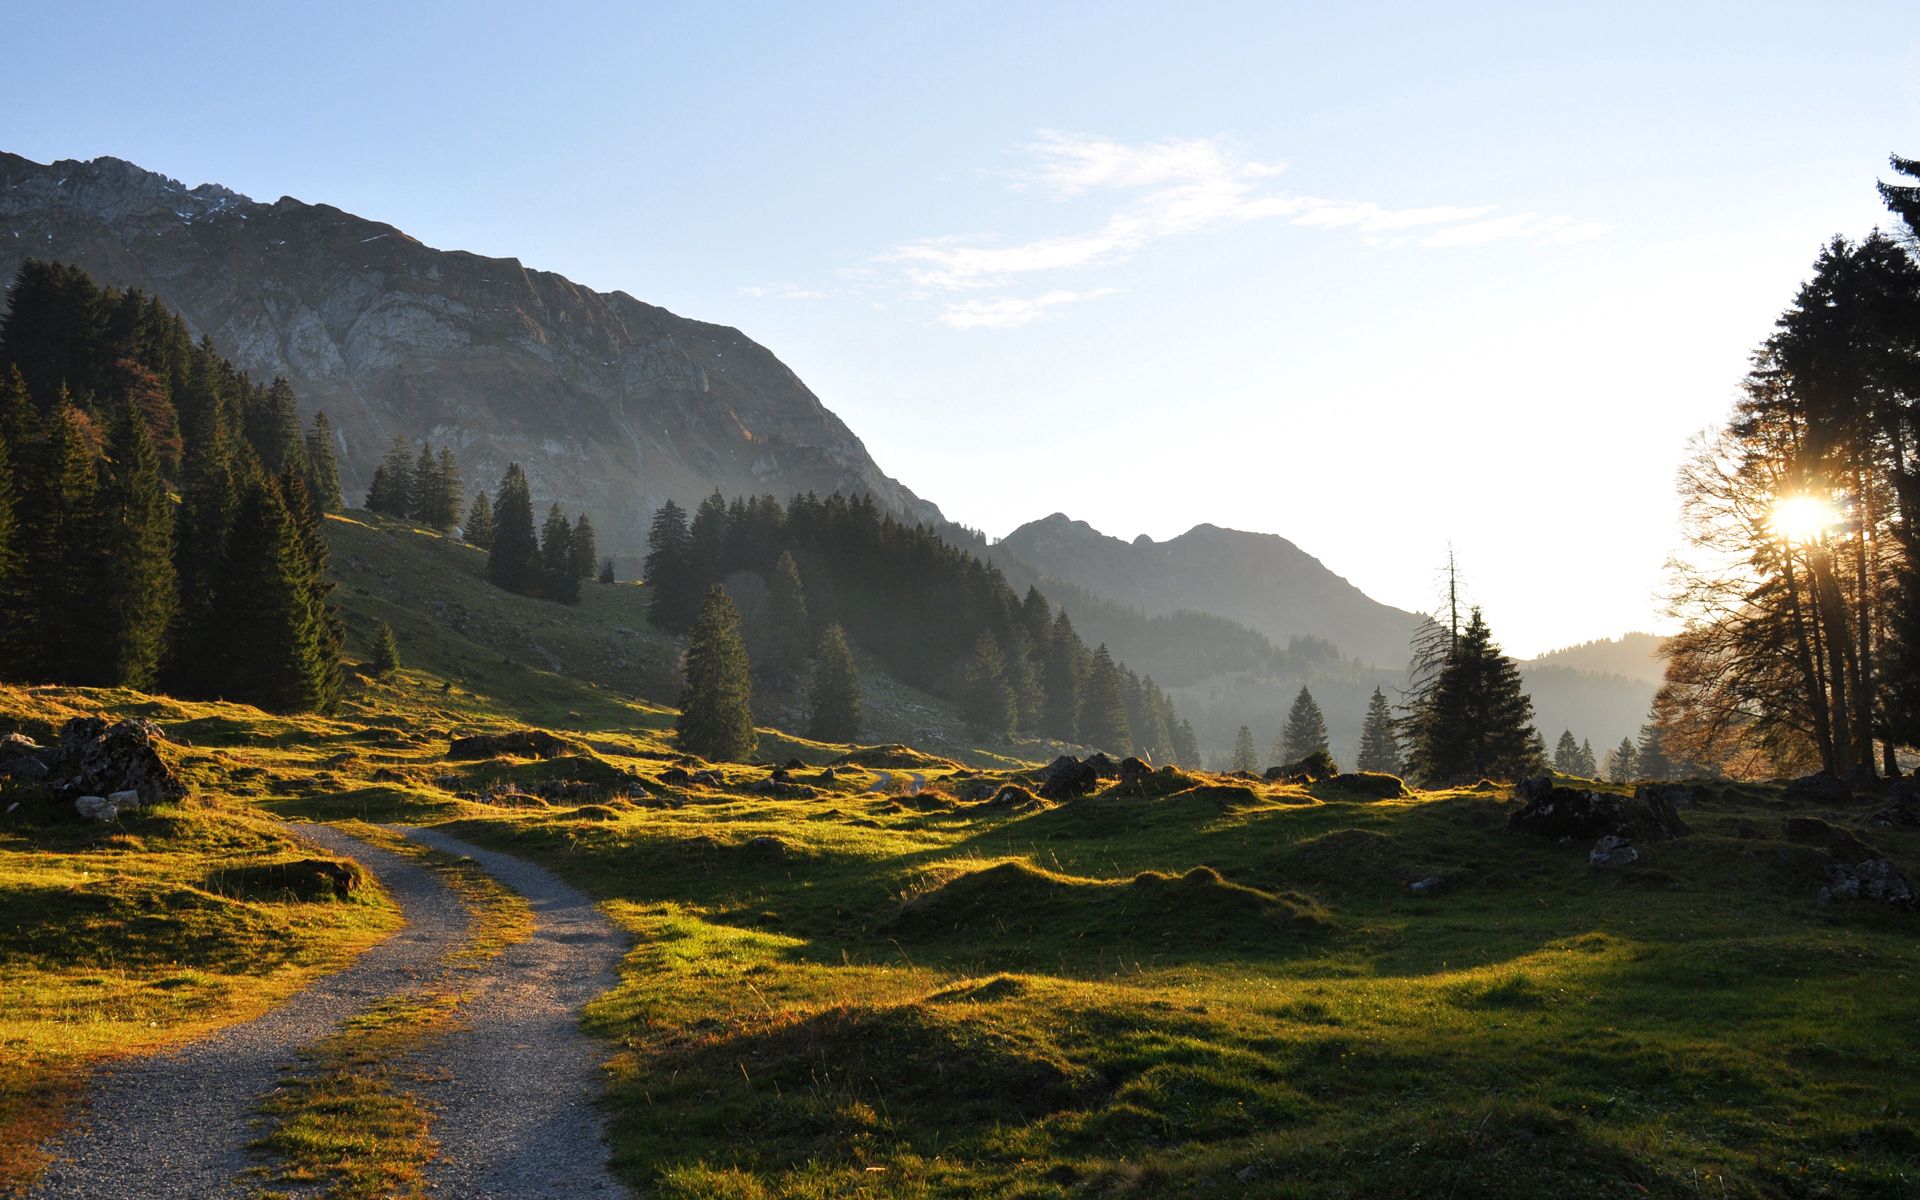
[831, 744, 960, 770]
[1310, 771, 1412, 801]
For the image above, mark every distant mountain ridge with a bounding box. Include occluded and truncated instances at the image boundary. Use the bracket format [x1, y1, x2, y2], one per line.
[1523, 632, 1668, 685]
[0, 152, 942, 553]
[996, 513, 1425, 669]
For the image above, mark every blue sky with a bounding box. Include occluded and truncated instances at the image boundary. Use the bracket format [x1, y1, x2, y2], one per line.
[6, 1, 1918, 655]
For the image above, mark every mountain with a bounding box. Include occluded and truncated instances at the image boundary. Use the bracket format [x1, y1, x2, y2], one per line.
[1525, 633, 1668, 686]
[0, 152, 941, 552]
[997, 513, 1424, 669]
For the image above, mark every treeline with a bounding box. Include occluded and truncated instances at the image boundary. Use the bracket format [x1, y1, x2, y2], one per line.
[0, 260, 344, 712]
[480, 463, 600, 604]
[644, 490, 1198, 761]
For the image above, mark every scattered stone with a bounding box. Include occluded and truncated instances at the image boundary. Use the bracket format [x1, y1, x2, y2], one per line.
[1785, 771, 1852, 805]
[214, 857, 363, 900]
[1038, 755, 1099, 800]
[0, 752, 49, 780]
[981, 784, 1045, 812]
[1508, 777, 1689, 843]
[1409, 875, 1444, 896]
[785, 758, 805, 769]
[74, 795, 120, 821]
[1267, 749, 1338, 782]
[816, 766, 840, 783]
[48, 717, 185, 808]
[658, 766, 693, 786]
[1118, 756, 1152, 787]
[1082, 752, 1118, 779]
[692, 769, 723, 787]
[106, 789, 141, 813]
[1820, 859, 1916, 908]
[1869, 801, 1920, 829]
[1313, 772, 1410, 800]
[447, 729, 575, 760]
[1589, 835, 1640, 868]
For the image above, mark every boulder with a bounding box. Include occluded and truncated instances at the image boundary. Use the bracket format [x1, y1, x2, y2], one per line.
[816, 766, 840, 783]
[1868, 801, 1920, 829]
[658, 766, 693, 786]
[1037, 756, 1099, 800]
[1589, 835, 1640, 868]
[447, 729, 574, 760]
[74, 795, 120, 821]
[106, 789, 142, 814]
[50, 717, 184, 807]
[1508, 778, 1689, 843]
[1409, 875, 1444, 896]
[1083, 752, 1118, 779]
[1784, 816, 1879, 862]
[1117, 757, 1152, 787]
[1820, 859, 1916, 908]
[215, 858, 363, 901]
[1267, 749, 1339, 782]
[1785, 771, 1852, 805]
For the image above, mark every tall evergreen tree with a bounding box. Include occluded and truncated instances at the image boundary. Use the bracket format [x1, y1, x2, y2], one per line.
[0, 435, 18, 671]
[1577, 739, 1598, 777]
[539, 503, 581, 604]
[430, 447, 463, 532]
[598, 557, 616, 584]
[372, 620, 401, 676]
[1636, 710, 1675, 780]
[1281, 686, 1330, 763]
[245, 377, 305, 476]
[15, 402, 101, 681]
[91, 399, 176, 688]
[1606, 737, 1639, 783]
[365, 435, 413, 516]
[281, 468, 345, 711]
[408, 444, 442, 526]
[570, 513, 598, 581]
[486, 464, 541, 597]
[1079, 643, 1133, 755]
[1406, 607, 1537, 783]
[765, 550, 811, 684]
[677, 584, 757, 762]
[1356, 687, 1401, 774]
[209, 477, 334, 713]
[807, 623, 862, 743]
[1172, 718, 1202, 769]
[1040, 610, 1087, 741]
[1553, 730, 1583, 774]
[166, 423, 242, 697]
[644, 500, 698, 632]
[688, 490, 730, 586]
[1231, 724, 1260, 773]
[301, 410, 344, 512]
[464, 490, 495, 548]
[960, 628, 1017, 740]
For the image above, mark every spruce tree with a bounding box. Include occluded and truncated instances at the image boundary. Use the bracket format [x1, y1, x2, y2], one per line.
[486, 464, 541, 596]
[598, 557, 615, 584]
[1636, 711, 1674, 780]
[960, 628, 1017, 740]
[408, 444, 441, 526]
[1406, 607, 1537, 784]
[570, 513, 598, 581]
[644, 500, 697, 631]
[302, 411, 344, 512]
[464, 491, 495, 548]
[166, 425, 242, 698]
[92, 399, 176, 689]
[1606, 737, 1639, 783]
[539, 503, 580, 604]
[765, 550, 811, 684]
[1040, 610, 1087, 741]
[210, 477, 332, 713]
[280, 468, 346, 712]
[1079, 643, 1133, 755]
[807, 623, 862, 743]
[677, 584, 757, 762]
[246, 377, 305, 476]
[366, 436, 413, 516]
[1172, 718, 1201, 769]
[430, 447, 463, 532]
[1577, 739, 1598, 777]
[16, 402, 101, 682]
[1356, 687, 1401, 774]
[1281, 686, 1330, 763]
[688, 490, 730, 586]
[0, 435, 18, 673]
[1231, 725, 1260, 773]
[372, 620, 401, 675]
[1553, 730, 1582, 774]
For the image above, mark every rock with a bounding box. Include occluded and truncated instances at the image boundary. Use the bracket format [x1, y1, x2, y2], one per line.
[1508, 782, 1689, 843]
[743, 835, 788, 857]
[448, 729, 574, 760]
[1313, 772, 1410, 800]
[49, 717, 185, 807]
[1589, 835, 1640, 868]
[658, 766, 693, 786]
[1821, 859, 1916, 908]
[1635, 782, 1698, 809]
[75, 795, 119, 821]
[0, 753, 49, 780]
[214, 858, 363, 901]
[1037, 756, 1099, 800]
[981, 785, 1045, 812]
[1869, 801, 1920, 829]
[691, 770, 723, 787]
[1083, 752, 1118, 779]
[785, 758, 805, 769]
[1267, 749, 1338, 782]
[1118, 756, 1152, 787]
[106, 789, 142, 814]
[1409, 875, 1444, 896]
[769, 767, 791, 782]
[816, 766, 840, 783]
[1784, 816, 1880, 862]
[1785, 771, 1852, 805]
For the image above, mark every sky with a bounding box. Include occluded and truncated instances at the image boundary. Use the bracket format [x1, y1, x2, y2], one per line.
[5, 1, 1918, 656]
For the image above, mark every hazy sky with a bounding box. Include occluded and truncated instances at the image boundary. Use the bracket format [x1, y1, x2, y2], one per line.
[6, 1, 1918, 655]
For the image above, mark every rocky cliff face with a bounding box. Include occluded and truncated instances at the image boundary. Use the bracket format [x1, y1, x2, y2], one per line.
[0, 152, 942, 551]
[998, 513, 1424, 669]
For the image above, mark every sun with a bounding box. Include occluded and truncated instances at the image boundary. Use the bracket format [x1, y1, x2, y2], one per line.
[1770, 494, 1841, 544]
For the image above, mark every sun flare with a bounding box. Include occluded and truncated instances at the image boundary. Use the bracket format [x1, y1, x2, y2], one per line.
[1769, 494, 1841, 544]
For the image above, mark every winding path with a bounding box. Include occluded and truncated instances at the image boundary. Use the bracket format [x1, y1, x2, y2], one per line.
[27, 825, 630, 1200]
[865, 769, 929, 794]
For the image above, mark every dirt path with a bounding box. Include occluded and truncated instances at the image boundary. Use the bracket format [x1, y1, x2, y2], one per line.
[397, 827, 630, 1198]
[28, 826, 631, 1200]
[26, 826, 469, 1200]
[865, 770, 929, 793]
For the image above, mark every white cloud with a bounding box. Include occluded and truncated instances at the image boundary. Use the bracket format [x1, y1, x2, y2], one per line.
[937, 288, 1114, 330]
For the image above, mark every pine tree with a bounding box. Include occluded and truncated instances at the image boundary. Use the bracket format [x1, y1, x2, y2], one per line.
[765, 550, 811, 684]
[1356, 687, 1401, 774]
[166, 423, 242, 698]
[1636, 710, 1674, 780]
[570, 513, 598, 581]
[1231, 725, 1260, 773]
[1040, 610, 1087, 741]
[1079, 644, 1133, 755]
[1553, 730, 1582, 774]
[372, 620, 400, 675]
[91, 399, 176, 688]
[210, 477, 333, 713]
[430, 447, 463, 532]
[1406, 606, 1537, 784]
[464, 491, 495, 548]
[960, 628, 1017, 740]
[408, 444, 441, 526]
[540, 503, 581, 604]
[245, 377, 305, 476]
[280, 468, 345, 712]
[1172, 718, 1201, 768]
[301, 411, 344, 512]
[15, 402, 101, 682]
[365, 436, 413, 516]
[1281, 686, 1329, 763]
[677, 584, 757, 762]
[644, 500, 697, 632]
[0, 435, 19, 672]
[1577, 739, 1598, 777]
[1606, 737, 1639, 783]
[807, 623, 862, 743]
[486, 464, 541, 597]
[598, 557, 615, 584]
[688, 490, 730, 586]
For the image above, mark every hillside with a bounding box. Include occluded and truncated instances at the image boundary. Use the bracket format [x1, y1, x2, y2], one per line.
[1526, 632, 1668, 685]
[997, 513, 1423, 670]
[0, 152, 941, 554]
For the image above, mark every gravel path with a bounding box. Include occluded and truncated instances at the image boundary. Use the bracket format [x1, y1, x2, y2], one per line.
[27, 825, 469, 1200]
[865, 770, 929, 793]
[397, 826, 630, 1199]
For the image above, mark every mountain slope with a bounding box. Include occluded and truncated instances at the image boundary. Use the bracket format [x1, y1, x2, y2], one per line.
[1525, 632, 1668, 686]
[0, 152, 941, 552]
[998, 513, 1423, 669]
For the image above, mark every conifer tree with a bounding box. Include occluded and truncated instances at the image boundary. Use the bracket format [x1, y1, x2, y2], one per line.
[366, 436, 413, 516]
[486, 464, 541, 596]
[1606, 737, 1639, 783]
[1356, 687, 1401, 774]
[301, 411, 344, 512]
[430, 447, 463, 532]
[1636, 710, 1674, 780]
[0, 435, 18, 671]
[91, 399, 176, 688]
[598, 557, 615, 584]
[1079, 643, 1133, 755]
[689, 490, 730, 587]
[807, 623, 862, 743]
[372, 620, 400, 675]
[166, 424, 242, 698]
[765, 550, 811, 684]
[1553, 730, 1582, 774]
[1040, 610, 1087, 741]
[15, 402, 101, 682]
[464, 491, 495, 548]
[408, 444, 441, 526]
[246, 378, 305, 476]
[1406, 607, 1537, 784]
[677, 584, 757, 762]
[960, 628, 1017, 740]
[1172, 718, 1201, 769]
[1281, 686, 1330, 763]
[280, 468, 345, 711]
[540, 503, 581, 604]
[210, 477, 333, 713]
[644, 500, 697, 631]
[570, 513, 598, 581]
[1231, 725, 1260, 773]
[1577, 739, 1598, 777]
